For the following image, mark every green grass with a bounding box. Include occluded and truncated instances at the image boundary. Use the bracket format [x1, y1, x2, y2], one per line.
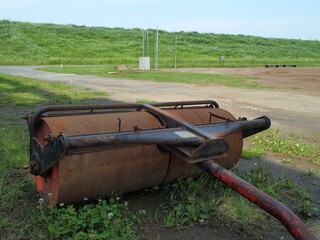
[0, 74, 115, 240]
[1, 20, 320, 67]
[162, 176, 221, 227]
[159, 167, 317, 238]
[242, 129, 320, 164]
[0, 74, 318, 239]
[44, 198, 142, 239]
[0, 73, 107, 107]
[39, 66, 272, 89]
[0, 123, 47, 239]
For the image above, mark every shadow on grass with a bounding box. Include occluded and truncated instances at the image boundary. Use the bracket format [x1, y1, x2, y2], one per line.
[0, 74, 110, 108]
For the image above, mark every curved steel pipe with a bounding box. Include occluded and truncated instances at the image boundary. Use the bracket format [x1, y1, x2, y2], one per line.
[196, 160, 317, 240]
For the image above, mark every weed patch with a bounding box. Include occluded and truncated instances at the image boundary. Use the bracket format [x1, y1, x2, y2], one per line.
[162, 176, 220, 227]
[157, 165, 317, 238]
[242, 129, 320, 164]
[43, 199, 142, 239]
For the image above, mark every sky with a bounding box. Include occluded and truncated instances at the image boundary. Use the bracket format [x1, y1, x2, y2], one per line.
[0, 0, 319, 40]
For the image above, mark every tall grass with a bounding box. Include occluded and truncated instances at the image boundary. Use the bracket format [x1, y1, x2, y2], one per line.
[1, 20, 320, 67]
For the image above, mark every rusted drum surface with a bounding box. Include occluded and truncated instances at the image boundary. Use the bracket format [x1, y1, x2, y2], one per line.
[35, 108, 242, 205]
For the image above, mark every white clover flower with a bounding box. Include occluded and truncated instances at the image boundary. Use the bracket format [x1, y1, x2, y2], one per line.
[98, 199, 102, 204]
[107, 212, 113, 219]
[124, 201, 128, 207]
[59, 202, 64, 207]
[38, 198, 44, 209]
[84, 197, 88, 201]
[116, 197, 120, 201]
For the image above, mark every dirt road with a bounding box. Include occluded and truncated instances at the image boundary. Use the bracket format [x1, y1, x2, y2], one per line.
[164, 67, 320, 95]
[0, 66, 319, 137]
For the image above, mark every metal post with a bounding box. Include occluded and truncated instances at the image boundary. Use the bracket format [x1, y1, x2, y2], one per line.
[155, 27, 159, 71]
[142, 30, 145, 57]
[146, 30, 149, 56]
[174, 35, 177, 69]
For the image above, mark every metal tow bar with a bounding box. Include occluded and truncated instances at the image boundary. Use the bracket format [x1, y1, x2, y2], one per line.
[197, 161, 317, 240]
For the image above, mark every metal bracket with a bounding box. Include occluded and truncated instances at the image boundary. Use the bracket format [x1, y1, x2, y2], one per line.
[30, 135, 68, 175]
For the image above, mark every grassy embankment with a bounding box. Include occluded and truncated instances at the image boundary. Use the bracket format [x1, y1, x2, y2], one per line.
[0, 73, 319, 239]
[1, 20, 320, 67]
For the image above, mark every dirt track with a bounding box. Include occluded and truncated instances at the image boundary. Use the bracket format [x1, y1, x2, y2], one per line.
[163, 67, 320, 95]
[0, 66, 318, 137]
[161, 67, 320, 137]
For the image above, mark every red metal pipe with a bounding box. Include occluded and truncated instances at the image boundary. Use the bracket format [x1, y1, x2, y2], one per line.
[196, 160, 317, 240]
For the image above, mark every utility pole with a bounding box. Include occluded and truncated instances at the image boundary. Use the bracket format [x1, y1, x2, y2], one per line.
[154, 27, 159, 71]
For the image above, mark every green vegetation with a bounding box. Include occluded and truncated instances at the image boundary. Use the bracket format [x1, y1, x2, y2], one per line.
[0, 74, 318, 239]
[0, 74, 111, 239]
[242, 129, 320, 164]
[0, 74, 107, 107]
[1, 20, 320, 67]
[159, 166, 317, 238]
[39, 66, 271, 89]
[135, 98, 156, 103]
[162, 176, 221, 227]
[44, 199, 142, 239]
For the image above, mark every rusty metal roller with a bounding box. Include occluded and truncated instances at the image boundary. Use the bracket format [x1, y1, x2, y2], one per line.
[26, 100, 316, 240]
[28, 100, 246, 205]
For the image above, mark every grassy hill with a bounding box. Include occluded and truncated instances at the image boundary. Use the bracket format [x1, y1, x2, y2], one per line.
[0, 20, 319, 67]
